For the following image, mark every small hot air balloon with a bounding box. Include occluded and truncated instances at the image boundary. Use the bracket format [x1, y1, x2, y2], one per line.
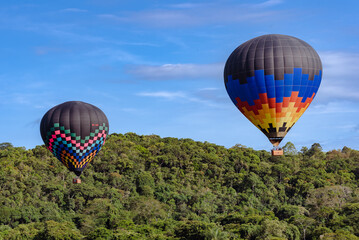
[224, 34, 322, 155]
[40, 101, 109, 182]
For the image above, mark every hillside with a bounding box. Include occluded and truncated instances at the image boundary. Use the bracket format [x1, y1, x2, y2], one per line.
[1, 133, 359, 239]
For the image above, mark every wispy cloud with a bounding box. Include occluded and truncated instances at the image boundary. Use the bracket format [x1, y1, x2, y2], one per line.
[137, 91, 186, 100]
[336, 124, 358, 130]
[98, 1, 287, 28]
[318, 85, 359, 102]
[126, 63, 222, 80]
[86, 48, 144, 64]
[0, 13, 154, 47]
[61, 8, 88, 13]
[194, 88, 228, 104]
[318, 51, 359, 102]
[168, 3, 204, 9]
[34, 46, 71, 55]
[321, 51, 359, 78]
[0, 14, 105, 43]
[120, 108, 139, 113]
[253, 0, 283, 8]
[97, 14, 124, 22]
[309, 101, 359, 114]
[0, 92, 49, 109]
[136, 89, 228, 108]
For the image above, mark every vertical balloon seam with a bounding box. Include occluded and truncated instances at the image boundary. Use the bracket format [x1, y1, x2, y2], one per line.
[283, 39, 295, 133]
[246, 38, 260, 125]
[299, 42, 310, 104]
[265, 35, 277, 133]
[253, 37, 266, 130]
[274, 35, 284, 131]
[258, 40, 269, 131]
[84, 103, 96, 170]
[278, 36, 288, 135]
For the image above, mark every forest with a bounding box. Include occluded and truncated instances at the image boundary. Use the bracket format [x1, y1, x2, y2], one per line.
[1, 133, 359, 239]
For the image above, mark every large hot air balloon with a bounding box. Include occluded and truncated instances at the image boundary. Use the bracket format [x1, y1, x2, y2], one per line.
[224, 34, 322, 153]
[40, 101, 109, 182]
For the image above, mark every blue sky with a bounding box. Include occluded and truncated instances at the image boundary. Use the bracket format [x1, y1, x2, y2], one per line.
[1, 0, 359, 151]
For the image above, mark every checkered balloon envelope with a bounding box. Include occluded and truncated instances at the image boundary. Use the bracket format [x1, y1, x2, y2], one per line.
[40, 101, 109, 176]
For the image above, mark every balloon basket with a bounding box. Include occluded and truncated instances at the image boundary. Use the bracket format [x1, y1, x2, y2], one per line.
[73, 177, 81, 184]
[271, 148, 283, 156]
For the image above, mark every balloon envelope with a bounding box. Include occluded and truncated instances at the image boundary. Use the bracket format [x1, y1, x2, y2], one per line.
[40, 101, 109, 176]
[224, 34, 322, 146]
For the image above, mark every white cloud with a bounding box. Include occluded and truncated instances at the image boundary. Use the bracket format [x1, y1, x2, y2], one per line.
[34, 46, 71, 55]
[309, 101, 359, 115]
[253, 0, 283, 8]
[194, 88, 229, 103]
[61, 8, 88, 13]
[98, 1, 286, 28]
[169, 3, 203, 9]
[318, 85, 359, 102]
[137, 91, 186, 100]
[98, 14, 124, 21]
[0, 14, 150, 46]
[321, 51, 359, 78]
[126, 63, 222, 80]
[317, 51, 359, 102]
[120, 108, 139, 113]
[0, 15, 106, 44]
[86, 48, 144, 64]
[136, 89, 230, 109]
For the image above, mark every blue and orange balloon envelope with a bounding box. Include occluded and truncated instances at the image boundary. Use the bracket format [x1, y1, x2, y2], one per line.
[40, 101, 109, 176]
[224, 34, 322, 146]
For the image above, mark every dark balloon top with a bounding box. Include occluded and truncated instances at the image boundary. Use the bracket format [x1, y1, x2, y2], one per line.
[224, 34, 322, 84]
[40, 101, 109, 142]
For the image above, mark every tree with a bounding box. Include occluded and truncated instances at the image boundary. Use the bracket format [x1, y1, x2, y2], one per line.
[204, 226, 231, 240]
[307, 143, 324, 158]
[306, 186, 353, 212]
[37, 220, 83, 240]
[283, 142, 297, 155]
[289, 215, 315, 240]
[131, 197, 168, 224]
[0, 142, 13, 150]
[174, 221, 216, 240]
[87, 227, 113, 240]
[320, 231, 359, 240]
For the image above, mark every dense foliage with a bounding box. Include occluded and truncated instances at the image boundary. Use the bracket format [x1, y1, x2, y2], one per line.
[1, 133, 359, 239]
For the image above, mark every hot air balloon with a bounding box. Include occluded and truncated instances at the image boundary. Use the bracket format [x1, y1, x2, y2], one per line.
[224, 34, 322, 155]
[40, 101, 109, 183]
